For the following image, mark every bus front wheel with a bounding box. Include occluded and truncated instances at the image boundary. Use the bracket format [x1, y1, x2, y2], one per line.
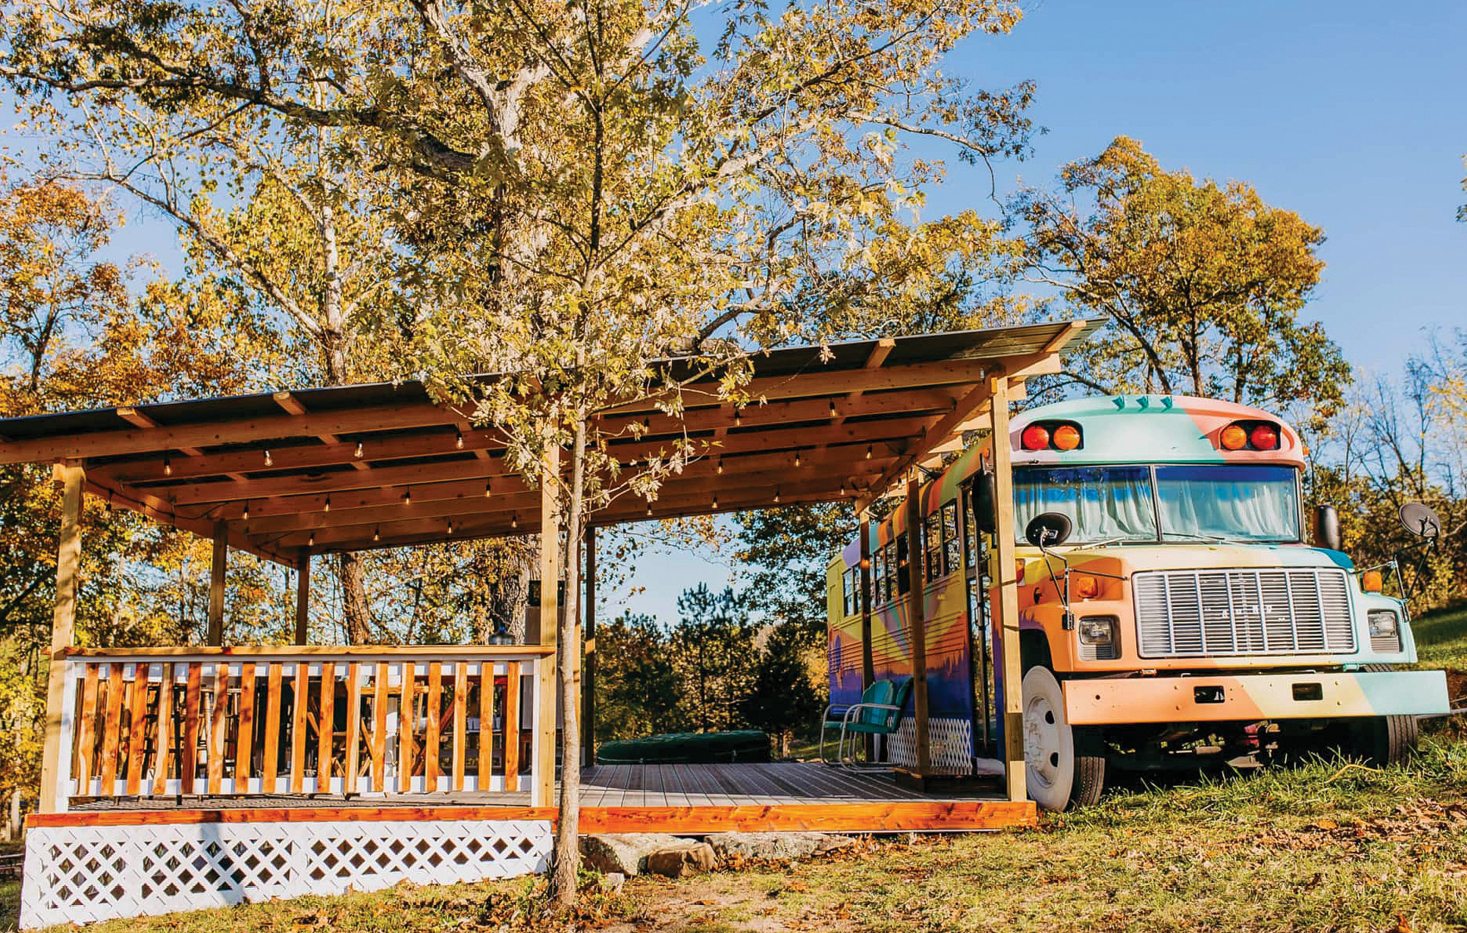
[1021, 666, 1106, 811]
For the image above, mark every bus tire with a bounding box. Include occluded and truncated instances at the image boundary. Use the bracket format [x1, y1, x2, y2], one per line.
[1351, 664, 1419, 766]
[1021, 666, 1106, 811]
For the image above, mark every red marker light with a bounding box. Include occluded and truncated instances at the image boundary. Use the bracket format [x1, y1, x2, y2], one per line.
[1020, 424, 1050, 450]
[1219, 424, 1248, 451]
[1249, 423, 1279, 450]
[1052, 424, 1082, 451]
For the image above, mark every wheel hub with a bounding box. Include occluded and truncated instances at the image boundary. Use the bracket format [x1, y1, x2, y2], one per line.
[1024, 694, 1061, 787]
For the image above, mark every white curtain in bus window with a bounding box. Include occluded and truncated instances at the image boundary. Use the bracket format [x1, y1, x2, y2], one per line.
[1013, 466, 1157, 543]
[1155, 465, 1300, 542]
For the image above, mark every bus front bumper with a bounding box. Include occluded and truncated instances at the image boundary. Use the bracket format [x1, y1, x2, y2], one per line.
[1062, 670, 1451, 725]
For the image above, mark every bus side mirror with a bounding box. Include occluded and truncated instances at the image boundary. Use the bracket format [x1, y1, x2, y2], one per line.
[1025, 512, 1072, 548]
[1314, 505, 1342, 552]
[973, 471, 997, 536]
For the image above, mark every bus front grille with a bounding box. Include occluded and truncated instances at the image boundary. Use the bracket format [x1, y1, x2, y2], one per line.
[1133, 568, 1356, 658]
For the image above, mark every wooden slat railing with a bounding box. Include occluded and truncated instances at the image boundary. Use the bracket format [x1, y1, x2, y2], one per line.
[52, 646, 551, 813]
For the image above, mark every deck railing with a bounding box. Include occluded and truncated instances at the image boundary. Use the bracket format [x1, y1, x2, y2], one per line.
[53, 645, 553, 812]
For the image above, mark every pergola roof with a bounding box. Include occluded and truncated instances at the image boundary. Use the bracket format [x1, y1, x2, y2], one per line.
[0, 321, 1093, 564]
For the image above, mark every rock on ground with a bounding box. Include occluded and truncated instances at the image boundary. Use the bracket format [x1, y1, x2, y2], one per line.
[580, 834, 689, 876]
[705, 832, 856, 862]
[644, 842, 717, 878]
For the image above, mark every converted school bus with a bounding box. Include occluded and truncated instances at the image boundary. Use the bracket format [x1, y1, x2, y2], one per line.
[828, 394, 1451, 809]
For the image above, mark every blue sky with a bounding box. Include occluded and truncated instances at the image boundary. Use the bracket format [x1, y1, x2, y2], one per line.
[9, 1, 1463, 623]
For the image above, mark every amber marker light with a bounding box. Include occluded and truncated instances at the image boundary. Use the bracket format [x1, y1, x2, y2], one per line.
[1362, 570, 1383, 593]
[1219, 424, 1248, 450]
[1052, 424, 1082, 451]
[1072, 573, 1100, 599]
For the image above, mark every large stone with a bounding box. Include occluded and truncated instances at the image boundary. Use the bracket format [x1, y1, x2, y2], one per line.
[645, 842, 717, 878]
[706, 832, 856, 863]
[580, 834, 687, 876]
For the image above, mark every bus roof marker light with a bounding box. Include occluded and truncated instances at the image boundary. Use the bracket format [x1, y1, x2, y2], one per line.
[1052, 424, 1082, 451]
[1112, 396, 1126, 409]
[1219, 424, 1248, 451]
[1161, 396, 1173, 409]
[1249, 423, 1280, 450]
[1020, 424, 1050, 451]
[1138, 397, 1150, 410]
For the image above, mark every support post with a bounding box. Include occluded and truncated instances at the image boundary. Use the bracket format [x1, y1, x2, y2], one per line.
[989, 373, 1027, 802]
[534, 446, 561, 808]
[904, 474, 931, 777]
[295, 551, 311, 646]
[207, 520, 227, 646]
[39, 461, 84, 814]
[858, 509, 876, 761]
[582, 525, 596, 768]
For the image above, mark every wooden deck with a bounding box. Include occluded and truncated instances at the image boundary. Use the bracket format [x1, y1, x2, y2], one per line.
[47, 762, 1035, 833]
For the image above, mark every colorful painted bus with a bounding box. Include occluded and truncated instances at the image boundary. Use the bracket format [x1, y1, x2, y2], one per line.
[825, 395, 1451, 810]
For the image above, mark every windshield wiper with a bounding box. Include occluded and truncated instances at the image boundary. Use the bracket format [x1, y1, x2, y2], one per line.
[1161, 531, 1233, 544]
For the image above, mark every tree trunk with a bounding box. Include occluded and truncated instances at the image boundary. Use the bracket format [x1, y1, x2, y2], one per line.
[549, 419, 587, 909]
[336, 553, 373, 644]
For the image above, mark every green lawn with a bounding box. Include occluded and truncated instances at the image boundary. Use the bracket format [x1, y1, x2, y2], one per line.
[1415, 604, 1467, 673]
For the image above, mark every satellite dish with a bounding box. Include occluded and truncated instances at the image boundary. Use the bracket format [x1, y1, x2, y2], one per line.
[1399, 501, 1441, 539]
[1025, 512, 1073, 548]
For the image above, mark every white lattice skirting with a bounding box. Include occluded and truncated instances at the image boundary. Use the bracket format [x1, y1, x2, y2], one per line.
[887, 716, 974, 775]
[20, 818, 552, 929]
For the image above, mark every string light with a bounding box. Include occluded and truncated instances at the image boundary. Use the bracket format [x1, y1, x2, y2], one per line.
[323, 496, 331, 513]
[716, 458, 724, 475]
[794, 450, 802, 468]
[163, 457, 173, 477]
[840, 482, 847, 496]
[354, 441, 364, 459]
[483, 480, 492, 498]
[866, 444, 873, 460]
[307, 532, 315, 547]
[455, 431, 465, 450]
[447, 519, 455, 535]
[829, 400, 838, 418]
[774, 488, 781, 504]
[646, 504, 653, 516]
[263, 449, 273, 467]
[734, 408, 742, 427]
[511, 513, 519, 529]
[712, 493, 719, 509]
[403, 487, 412, 505]
[242, 501, 250, 521]
[373, 526, 381, 542]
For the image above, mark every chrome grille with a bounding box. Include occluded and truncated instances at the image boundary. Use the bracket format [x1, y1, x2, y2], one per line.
[1134, 568, 1355, 658]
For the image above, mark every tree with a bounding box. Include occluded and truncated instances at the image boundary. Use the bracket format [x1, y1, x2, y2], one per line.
[3, 0, 1039, 904]
[741, 617, 825, 756]
[668, 584, 759, 733]
[1017, 136, 1350, 428]
[594, 612, 682, 739]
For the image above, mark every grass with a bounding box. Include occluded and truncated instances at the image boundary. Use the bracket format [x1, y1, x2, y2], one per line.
[1415, 603, 1467, 674]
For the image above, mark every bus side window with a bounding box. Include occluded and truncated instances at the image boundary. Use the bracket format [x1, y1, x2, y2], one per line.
[878, 549, 888, 605]
[924, 511, 942, 583]
[884, 543, 897, 602]
[895, 536, 910, 595]
[943, 501, 961, 575]
[963, 487, 978, 570]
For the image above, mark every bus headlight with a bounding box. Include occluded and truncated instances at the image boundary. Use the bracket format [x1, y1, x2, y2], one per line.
[1367, 610, 1401, 652]
[1367, 610, 1398, 638]
[1079, 616, 1117, 646]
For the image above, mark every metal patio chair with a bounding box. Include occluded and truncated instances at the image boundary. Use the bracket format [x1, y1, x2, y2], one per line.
[818, 677, 912, 769]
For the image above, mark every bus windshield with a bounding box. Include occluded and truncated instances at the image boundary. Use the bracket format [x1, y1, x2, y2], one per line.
[1013, 464, 1301, 544]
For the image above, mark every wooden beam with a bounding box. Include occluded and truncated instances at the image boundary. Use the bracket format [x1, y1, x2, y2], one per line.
[989, 374, 1026, 803]
[534, 447, 560, 809]
[294, 553, 311, 646]
[857, 377, 996, 513]
[0, 402, 464, 466]
[116, 407, 204, 456]
[904, 474, 931, 777]
[39, 462, 84, 813]
[81, 478, 291, 566]
[207, 521, 228, 646]
[863, 337, 896, 371]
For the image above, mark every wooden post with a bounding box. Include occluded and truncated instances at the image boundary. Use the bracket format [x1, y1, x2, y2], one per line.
[989, 373, 1027, 802]
[294, 551, 311, 646]
[582, 524, 596, 768]
[207, 521, 227, 646]
[39, 462, 84, 813]
[858, 510, 875, 690]
[904, 474, 931, 777]
[534, 446, 561, 808]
